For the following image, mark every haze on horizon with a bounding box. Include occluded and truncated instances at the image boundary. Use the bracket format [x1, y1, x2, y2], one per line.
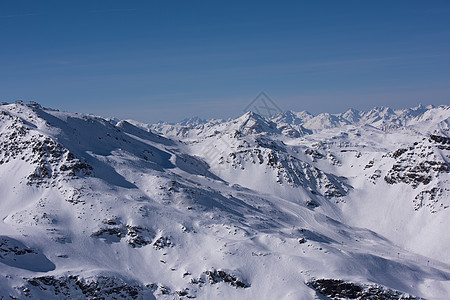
[1, 0, 449, 123]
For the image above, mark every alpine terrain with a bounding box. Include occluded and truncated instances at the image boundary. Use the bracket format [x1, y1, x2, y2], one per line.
[0, 102, 449, 299]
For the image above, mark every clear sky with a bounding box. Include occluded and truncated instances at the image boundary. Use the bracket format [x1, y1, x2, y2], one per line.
[1, 1, 450, 122]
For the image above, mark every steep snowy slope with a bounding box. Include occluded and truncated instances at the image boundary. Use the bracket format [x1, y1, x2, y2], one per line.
[0, 102, 449, 299]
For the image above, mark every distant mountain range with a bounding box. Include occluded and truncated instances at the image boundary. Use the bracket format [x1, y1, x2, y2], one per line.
[0, 102, 449, 299]
[146, 104, 442, 136]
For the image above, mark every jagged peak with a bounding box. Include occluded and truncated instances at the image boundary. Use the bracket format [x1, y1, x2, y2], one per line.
[235, 111, 271, 126]
[230, 111, 279, 135]
[342, 108, 360, 114]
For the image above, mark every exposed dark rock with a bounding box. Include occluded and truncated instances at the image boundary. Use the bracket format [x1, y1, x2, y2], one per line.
[383, 139, 449, 212]
[0, 236, 55, 272]
[0, 112, 93, 189]
[126, 225, 154, 248]
[305, 148, 324, 160]
[429, 135, 450, 144]
[191, 269, 249, 289]
[91, 227, 127, 243]
[0, 238, 36, 259]
[21, 275, 145, 299]
[414, 187, 447, 212]
[153, 236, 174, 250]
[364, 159, 374, 170]
[226, 148, 349, 200]
[92, 223, 154, 247]
[308, 279, 423, 299]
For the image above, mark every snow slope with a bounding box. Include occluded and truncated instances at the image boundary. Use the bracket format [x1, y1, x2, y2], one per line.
[0, 102, 449, 299]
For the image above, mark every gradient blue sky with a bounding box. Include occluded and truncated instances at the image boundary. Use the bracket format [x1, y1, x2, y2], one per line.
[1, 1, 449, 122]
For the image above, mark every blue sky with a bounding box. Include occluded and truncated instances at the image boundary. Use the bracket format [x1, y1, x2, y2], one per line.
[1, 1, 449, 122]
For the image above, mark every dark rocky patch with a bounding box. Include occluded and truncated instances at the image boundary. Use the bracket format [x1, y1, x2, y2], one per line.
[153, 236, 174, 250]
[308, 279, 422, 299]
[391, 148, 408, 159]
[191, 269, 249, 289]
[21, 275, 145, 299]
[429, 134, 450, 150]
[414, 187, 447, 212]
[91, 227, 127, 243]
[0, 112, 92, 190]
[382, 139, 449, 212]
[305, 148, 324, 160]
[0, 236, 55, 272]
[226, 148, 349, 200]
[126, 225, 155, 248]
[364, 159, 374, 170]
[92, 223, 154, 247]
[0, 238, 36, 258]
[384, 141, 448, 188]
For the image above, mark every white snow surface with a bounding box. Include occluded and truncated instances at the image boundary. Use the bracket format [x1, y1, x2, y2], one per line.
[0, 102, 449, 299]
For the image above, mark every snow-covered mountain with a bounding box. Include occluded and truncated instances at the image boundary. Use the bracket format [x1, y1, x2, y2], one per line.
[0, 102, 449, 299]
[269, 104, 440, 133]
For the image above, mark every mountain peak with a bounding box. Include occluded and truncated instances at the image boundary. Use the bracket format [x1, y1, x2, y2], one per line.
[232, 111, 279, 135]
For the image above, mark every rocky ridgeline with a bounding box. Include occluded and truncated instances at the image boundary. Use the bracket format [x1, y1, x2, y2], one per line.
[0, 110, 93, 189]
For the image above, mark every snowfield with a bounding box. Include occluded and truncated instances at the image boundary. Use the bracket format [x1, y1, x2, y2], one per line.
[0, 102, 449, 299]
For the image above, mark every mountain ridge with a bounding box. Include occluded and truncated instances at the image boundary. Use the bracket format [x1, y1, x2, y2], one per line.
[0, 101, 449, 299]
[148, 104, 448, 137]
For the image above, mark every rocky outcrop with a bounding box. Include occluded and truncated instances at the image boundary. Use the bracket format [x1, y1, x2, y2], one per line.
[308, 279, 423, 299]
